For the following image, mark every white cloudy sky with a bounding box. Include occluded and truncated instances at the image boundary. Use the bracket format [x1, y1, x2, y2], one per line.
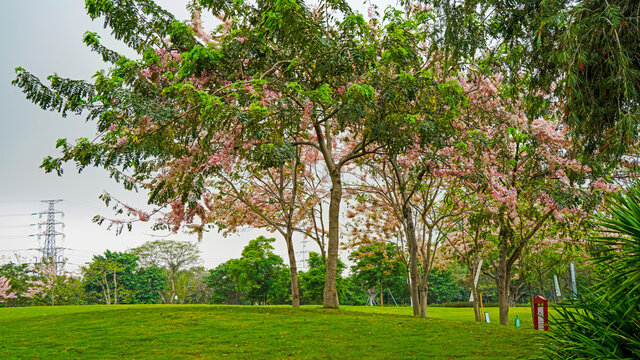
[0, 0, 394, 273]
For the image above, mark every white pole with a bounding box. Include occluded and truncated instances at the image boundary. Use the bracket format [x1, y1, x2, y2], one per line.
[570, 262, 577, 299]
[553, 274, 562, 298]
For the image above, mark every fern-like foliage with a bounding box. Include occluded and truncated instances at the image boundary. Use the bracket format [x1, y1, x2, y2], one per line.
[84, 0, 175, 53]
[545, 186, 640, 359]
[11, 68, 96, 117]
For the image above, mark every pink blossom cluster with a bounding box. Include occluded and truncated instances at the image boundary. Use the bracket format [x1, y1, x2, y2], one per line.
[123, 204, 150, 222]
[0, 276, 17, 302]
[139, 49, 181, 85]
[260, 85, 282, 106]
[488, 179, 518, 214]
[530, 119, 566, 145]
[23, 280, 46, 298]
[165, 199, 186, 233]
[367, 5, 376, 19]
[302, 101, 313, 124]
[590, 178, 620, 193]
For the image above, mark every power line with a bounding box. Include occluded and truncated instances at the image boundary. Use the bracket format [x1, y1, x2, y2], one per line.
[0, 248, 39, 252]
[65, 248, 94, 254]
[64, 200, 106, 211]
[0, 235, 37, 240]
[0, 224, 37, 228]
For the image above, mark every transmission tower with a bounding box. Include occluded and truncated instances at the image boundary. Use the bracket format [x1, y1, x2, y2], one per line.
[37, 200, 65, 272]
[296, 237, 309, 271]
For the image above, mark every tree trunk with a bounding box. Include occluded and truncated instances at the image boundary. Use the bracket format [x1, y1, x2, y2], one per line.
[497, 273, 510, 326]
[103, 273, 111, 305]
[322, 172, 342, 308]
[471, 280, 482, 322]
[113, 269, 118, 305]
[419, 280, 428, 318]
[170, 274, 176, 304]
[527, 282, 535, 320]
[285, 228, 300, 308]
[496, 255, 512, 325]
[380, 279, 384, 307]
[50, 283, 55, 306]
[406, 268, 414, 308]
[403, 205, 421, 317]
[496, 221, 513, 325]
[509, 283, 517, 307]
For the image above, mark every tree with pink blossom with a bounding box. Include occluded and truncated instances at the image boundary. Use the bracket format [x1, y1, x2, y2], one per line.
[347, 148, 464, 317]
[195, 139, 335, 308]
[0, 276, 17, 304]
[440, 192, 496, 322]
[446, 71, 615, 325]
[13, 1, 466, 309]
[22, 262, 71, 306]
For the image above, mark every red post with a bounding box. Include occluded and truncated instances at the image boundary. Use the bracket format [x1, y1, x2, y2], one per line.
[532, 295, 549, 331]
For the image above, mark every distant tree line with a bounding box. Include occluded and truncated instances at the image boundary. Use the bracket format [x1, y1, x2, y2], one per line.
[1, 237, 471, 307]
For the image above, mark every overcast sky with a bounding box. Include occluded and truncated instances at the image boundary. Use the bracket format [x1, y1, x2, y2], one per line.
[0, 0, 392, 273]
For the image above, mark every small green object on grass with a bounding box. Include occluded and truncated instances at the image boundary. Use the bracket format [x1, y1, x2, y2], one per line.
[515, 315, 520, 328]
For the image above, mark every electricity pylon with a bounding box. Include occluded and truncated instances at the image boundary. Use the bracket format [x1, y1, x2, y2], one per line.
[37, 200, 65, 272]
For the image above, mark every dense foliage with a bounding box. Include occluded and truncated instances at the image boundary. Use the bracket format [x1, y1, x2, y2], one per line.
[2, 235, 470, 307]
[82, 250, 166, 304]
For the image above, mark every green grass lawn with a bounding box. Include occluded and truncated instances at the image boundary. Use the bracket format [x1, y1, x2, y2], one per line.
[0, 305, 544, 359]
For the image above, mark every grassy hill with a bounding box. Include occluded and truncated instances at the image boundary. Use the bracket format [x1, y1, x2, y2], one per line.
[0, 305, 543, 359]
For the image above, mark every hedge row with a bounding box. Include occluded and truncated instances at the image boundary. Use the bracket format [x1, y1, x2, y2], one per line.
[430, 302, 531, 308]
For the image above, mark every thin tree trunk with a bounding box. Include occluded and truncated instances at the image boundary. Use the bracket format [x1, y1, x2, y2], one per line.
[285, 228, 300, 308]
[322, 172, 342, 308]
[406, 267, 413, 308]
[113, 269, 118, 305]
[50, 283, 55, 306]
[170, 275, 176, 304]
[527, 282, 535, 320]
[103, 273, 111, 305]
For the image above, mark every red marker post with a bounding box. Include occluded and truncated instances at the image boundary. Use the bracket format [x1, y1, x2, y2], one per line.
[532, 295, 549, 331]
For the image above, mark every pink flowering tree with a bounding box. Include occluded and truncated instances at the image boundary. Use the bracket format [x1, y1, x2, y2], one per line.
[13, 1, 466, 309]
[447, 72, 615, 325]
[347, 145, 465, 318]
[22, 262, 72, 306]
[440, 191, 496, 322]
[203, 146, 330, 308]
[0, 276, 17, 304]
[516, 223, 588, 302]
